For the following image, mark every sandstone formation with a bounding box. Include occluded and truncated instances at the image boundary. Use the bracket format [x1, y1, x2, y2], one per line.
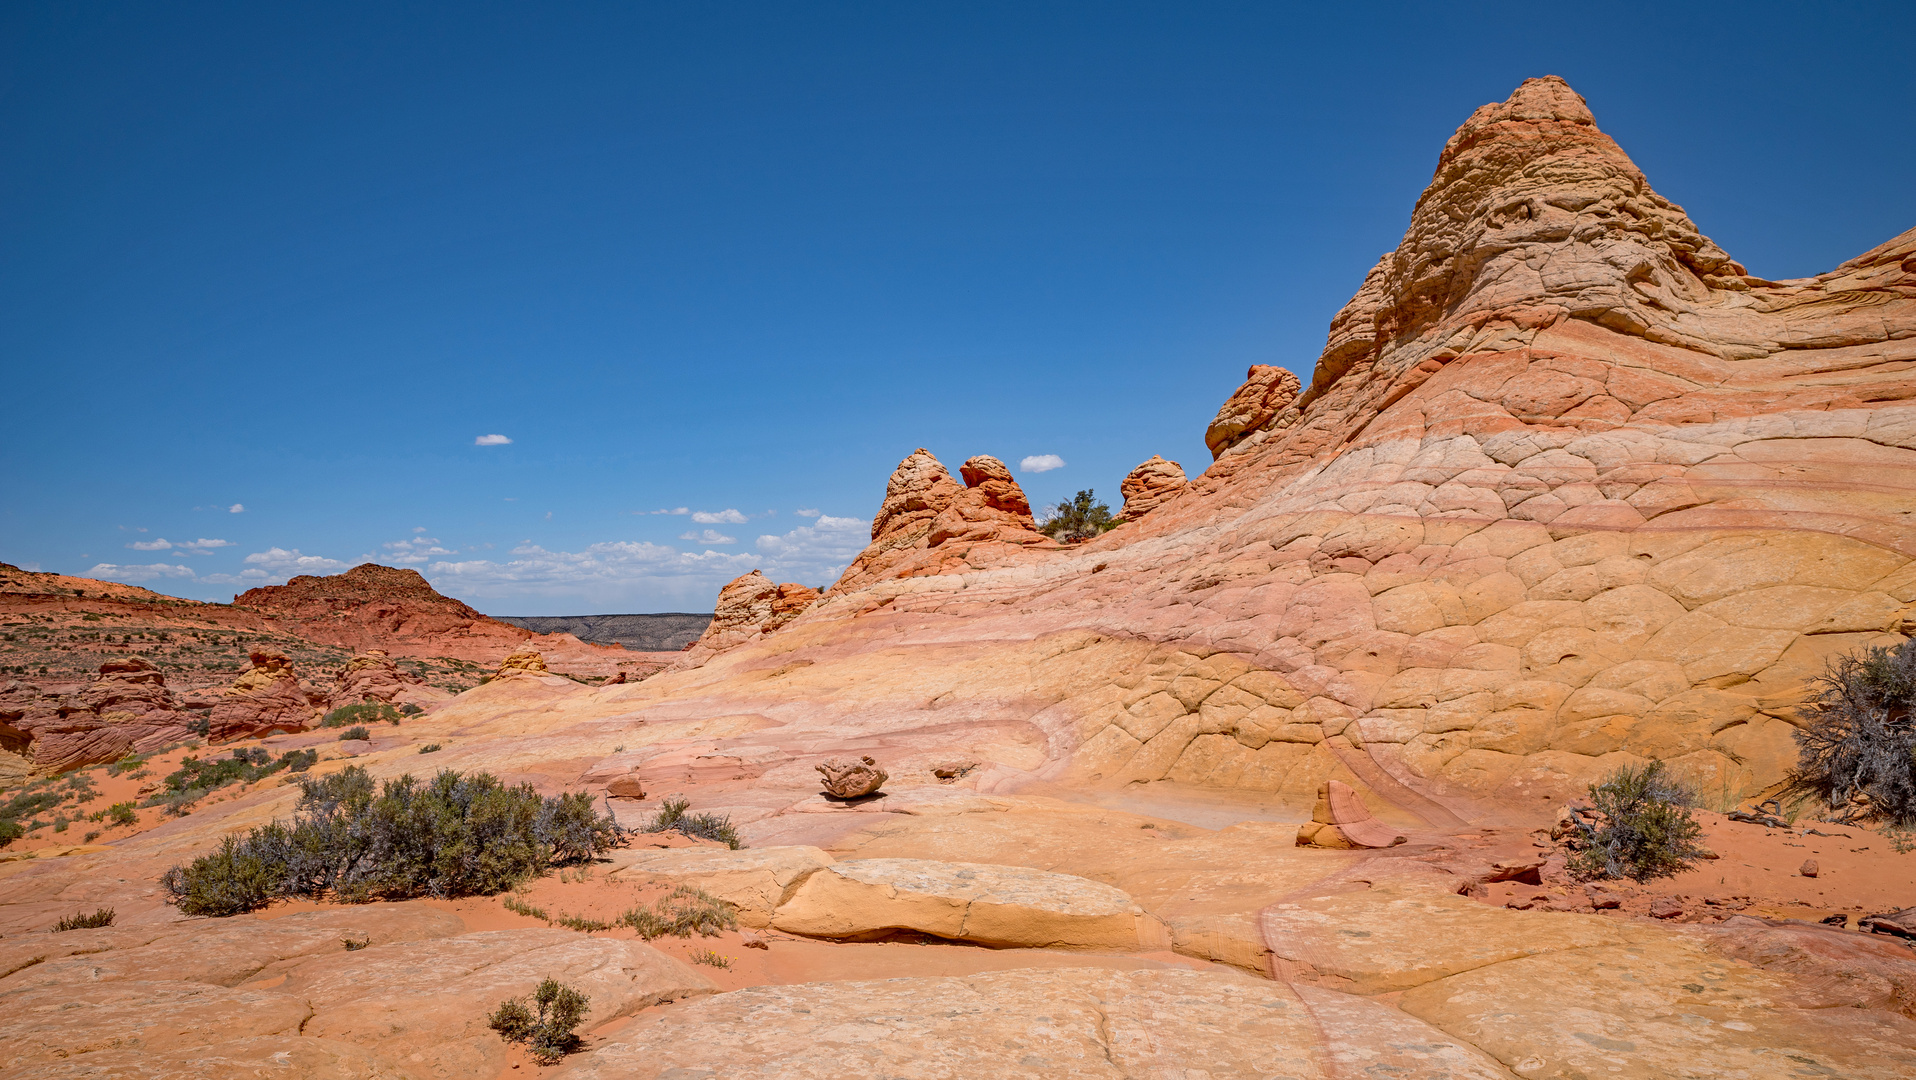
[1296, 779, 1408, 848]
[816, 754, 887, 798]
[678, 571, 821, 663]
[834, 449, 1054, 592]
[493, 649, 549, 677]
[0, 657, 200, 772]
[328, 649, 440, 711]
[208, 648, 317, 741]
[607, 846, 837, 927]
[1116, 454, 1187, 521]
[1205, 364, 1303, 458]
[769, 858, 1169, 950]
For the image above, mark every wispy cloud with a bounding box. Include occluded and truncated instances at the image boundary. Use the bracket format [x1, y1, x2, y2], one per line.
[1020, 454, 1065, 473]
[375, 536, 456, 565]
[474, 434, 512, 446]
[648, 507, 690, 516]
[795, 508, 821, 518]
[678, 529, 737, 545]
[126, 538, 174, 551]
[691, 508, 747, 524]
[228, 503, 245, 513]
[243, 548, 350, 575]
[125, 537, 232, 554]
[86, 562, 196, 583]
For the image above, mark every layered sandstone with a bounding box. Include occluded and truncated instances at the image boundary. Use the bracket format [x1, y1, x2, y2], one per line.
[1117, 455, 1188, 521]
[328, 649, 446, 710]
[1205, 365, 1302, 458]
[673, 571, 822, 665]
[0, 657, 200, 772]
[835, 450, 1055, 592]
[209, 648, 317, 741]
[234, 563, 532, 655]
[653, 76, 1915, 816]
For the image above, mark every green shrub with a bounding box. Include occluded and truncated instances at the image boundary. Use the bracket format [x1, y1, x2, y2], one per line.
[0, 822, 21, 849]
[1038, 489, 1118, 542]
[338, 726, 371, 741]
[323, 703, 405, 728]
[107, 802, 138, 827]
[488, 977, 591, 1064]
[53, 907, 115, 931]
[1565, 761, 1707, 882]
[644, 797, 741, 849]
[418, 743, 442, 754]
[159, 766, 622, 915]
[1787, 639, 1916, 826]
[618, 885, 738, 940]
[147, 748, 318, 816]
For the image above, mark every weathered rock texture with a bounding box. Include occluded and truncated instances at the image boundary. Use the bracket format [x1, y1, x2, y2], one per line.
[1116, 455, 1188, 521]
[1296, 779, 1408, 849]
[680, 571, 821, 662]
[816, 755, 887, 798]
[493, 649, 549, 678]
[835, 449, 1053, 592]
[328, 649, 437, 710]
[1206, 365, 1303, 458]
[0, 657, 200, 772]
[208, 648, 316, 741]
[651, 75, 1915, 815]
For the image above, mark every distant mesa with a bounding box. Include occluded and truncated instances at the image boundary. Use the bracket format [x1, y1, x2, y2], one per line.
[492, 614, 712, 652]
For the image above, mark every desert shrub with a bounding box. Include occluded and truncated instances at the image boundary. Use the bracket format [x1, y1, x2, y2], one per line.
[1038, 489, 1117, 542]
[337, 726, 371, 741]
[489, 978, 591, 1064]
[107, 754, 147, 776]
[160, 766, 622, 916]
[644, 797, 741, 849]
[0, 822, 20, 849]
[53, 907, 115, 931]
[323, 703, 405, 728]
[107, 801, 138, 826]
[341, 935, 369, 951]
[147, 748, 317, 816]
[618, 885, 738, 940]
[418, 743, 442, 754]
[1787, 639, 1916, 826]
[689, 948, 731, 969]
[1565, 761, 1706, 882]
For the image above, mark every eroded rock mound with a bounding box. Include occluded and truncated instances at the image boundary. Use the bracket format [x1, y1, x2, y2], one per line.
[836, 450, 1055, 592]
[816, 755, 887, 799]
[926, 455, 1047, 546]
[329, 649, 421, 709]
[1296, 780, 1408, 849]
[1117, 455, 1188, 521]
[1206, 365, 1303, 458]
[234, 562, 537, 658]
[0, 657, 200, 772]
[494, 649, 549, 678]
[210, 648, 316, 741]
[678, 571, 822, 663]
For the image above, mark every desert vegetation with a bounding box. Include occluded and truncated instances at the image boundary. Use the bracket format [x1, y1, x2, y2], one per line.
[1787, 638, 1916, 827]
[147, 747, 317, 816]
[1038, 489, 1117, 542]
[52, 907, 115, 931]
[1562, 761, 1707, 882]
[618, 885, 738, 940]
[161, 765, 621, 915]
[488, 977, 591, 1064]
[644, 796, 742, 848]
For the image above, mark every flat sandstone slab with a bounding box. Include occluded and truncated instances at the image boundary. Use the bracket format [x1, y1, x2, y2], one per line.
[607, 845, 835, 927]
[770, 858, 1167, 949]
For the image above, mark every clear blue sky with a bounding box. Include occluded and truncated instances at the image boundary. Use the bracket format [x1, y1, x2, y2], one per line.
[3, 2, 1911, 613]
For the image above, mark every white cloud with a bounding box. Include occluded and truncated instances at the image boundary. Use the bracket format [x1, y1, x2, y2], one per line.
[425, 541, 755, 598]
[752, 515, 869, 583]
[228, 503, 245, 513]
[679, 529, 737, 544]
[179, 538, 232, 552]
[475, 434, 512, 446]
[1020, 454, 1066, 473]
[649, 507, 690, 516]
[126, 538, 173, 551]
[87, 562, 196, 582]
[692, 508, 748, 524]
[413, 526, 428, 533]
[376, 536, 456, 565]
[795, 508, 821, 518]
[242, 548, 351, 576]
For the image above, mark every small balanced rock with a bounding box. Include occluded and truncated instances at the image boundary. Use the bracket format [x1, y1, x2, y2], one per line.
[1800, 859, 1820, 878]
[817, 755, 887, 799]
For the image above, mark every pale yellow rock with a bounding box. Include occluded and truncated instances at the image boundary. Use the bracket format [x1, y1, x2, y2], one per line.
[606, 845, 835, 927]
[18, 1035, 413, 1080]
[0, 980, 312, 1073]
[1399, 936, 1916, 1079]
[557, 968, 1327, 1080]
[770, 858, 1169, 950]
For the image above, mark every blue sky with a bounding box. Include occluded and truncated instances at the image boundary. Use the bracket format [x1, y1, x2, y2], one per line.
[2, 2, 1911, 614]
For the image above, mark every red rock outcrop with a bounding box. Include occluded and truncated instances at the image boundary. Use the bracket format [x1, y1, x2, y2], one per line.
[1205, 366, 1303, 458]
[209, 648, 317, 741]
[494, 650, 550, 678]
[678, 572, 822, 664]
[329, 650, 446, 711]
[834, 451, 1055, 592]
[1117, 456, 1188, 522]
[234, 564, 530, 655]
[927, 456, 1049, 547]
[0, 658, 200, 773]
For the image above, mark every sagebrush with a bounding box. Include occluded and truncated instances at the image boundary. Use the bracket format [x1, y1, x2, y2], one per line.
[489, 977, 590, 1064]
[1038, 489, 1117, 542]
[645, 797, 741, 849]
[1787, 639, 1916, 826]
[1564, 761, 1707, 882]
[160, 766, 622, 916]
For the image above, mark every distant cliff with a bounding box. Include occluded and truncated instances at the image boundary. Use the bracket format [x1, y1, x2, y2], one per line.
[490, 613, 713, 651]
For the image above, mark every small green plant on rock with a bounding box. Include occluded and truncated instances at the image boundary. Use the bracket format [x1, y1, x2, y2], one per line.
[1564, 761, 1707, 882]
[52, 907, 115, 931]
[617, 885, 738, 940]
[1037, 489, 1117, 542]
[488, 977, 590, 1065]
[689, 948, 732, 969]
[337, 725, 371, 741]
[644, 797, 741, 849]
[1786, 638, 1916, 826]
[323, 703, 405, 728]
[418, 743, 442, 754]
